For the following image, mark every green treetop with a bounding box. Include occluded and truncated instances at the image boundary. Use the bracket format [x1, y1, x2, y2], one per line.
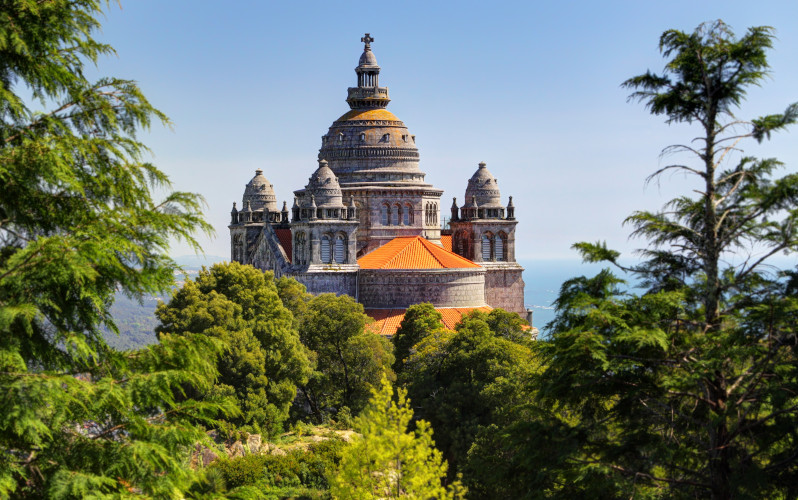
[155, 262, 311, 436]
[297, 293, 394, 421]
[392, 302, 445, 374]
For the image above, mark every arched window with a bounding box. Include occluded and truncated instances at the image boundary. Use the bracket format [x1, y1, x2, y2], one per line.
[482, 233, 493, 261]
[381, 204, 389, 225]
[334, 234, 346, 263]
[403, 203, 411, 225]
[392, 204, 400, 225]
[496, 232, 506, 261]
[321, 234, 332, 263]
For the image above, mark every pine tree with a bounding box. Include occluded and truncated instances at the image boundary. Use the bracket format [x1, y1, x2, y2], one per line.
[538, 21, 798, 499]
[0, 1, 230, 496]
[331, 376, 464, 499]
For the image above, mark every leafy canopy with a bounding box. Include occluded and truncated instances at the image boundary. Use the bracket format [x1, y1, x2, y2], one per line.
[156, 263, 311, 436]
[297, 293, 394, 421]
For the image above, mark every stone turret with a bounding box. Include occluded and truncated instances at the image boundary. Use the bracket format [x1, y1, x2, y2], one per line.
[449, 160, 524, 314]
[243, 169, 278, 212]
[346, 33, 390, 109]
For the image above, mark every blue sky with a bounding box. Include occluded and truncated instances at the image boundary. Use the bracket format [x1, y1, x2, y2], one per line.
[91, 0, 798, 262]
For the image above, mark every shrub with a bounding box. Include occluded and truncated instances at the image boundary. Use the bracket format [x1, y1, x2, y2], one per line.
[209, 437, 346, 492]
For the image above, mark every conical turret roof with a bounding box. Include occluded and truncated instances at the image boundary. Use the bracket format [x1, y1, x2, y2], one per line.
[242, 169, 278, 212]
[464, 162, 502, 209]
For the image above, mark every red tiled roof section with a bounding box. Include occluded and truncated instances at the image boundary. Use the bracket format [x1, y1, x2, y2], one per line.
[275, 228, 292, 263]
[440, 234, 453, 252]
[357, 236, 479, 270]
[365, 306, 492, 336]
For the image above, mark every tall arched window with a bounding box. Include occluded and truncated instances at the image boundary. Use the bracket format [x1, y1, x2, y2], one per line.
[381, 204, 389, 225]
[392, 204, 400, 225]
[482, 233, 493, 261]
[334, 234, 346, 263]
[496, 232, 506, 261]
[321, 234, 332, 263]
[403, 203, 411, 225]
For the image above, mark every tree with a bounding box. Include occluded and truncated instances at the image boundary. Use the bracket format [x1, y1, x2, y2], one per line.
[331, 376, 465, 499]
[391, 303, 445, 373]
[275, 275, 311, 330]
[0, 1, 229, 496]
[540, 21, 798, 499]
[484, 308, 530, 343]
[402, 313, 541, 479]
[297, 293, 394, 420]
[155, 262, 311, 435]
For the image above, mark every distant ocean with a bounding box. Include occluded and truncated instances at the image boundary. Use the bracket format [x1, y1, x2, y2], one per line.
[519, 259, 618, 335]
[520, 255, 798, 336]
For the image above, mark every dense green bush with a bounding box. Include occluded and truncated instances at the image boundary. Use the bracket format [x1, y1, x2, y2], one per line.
[209, 438, 346, 492]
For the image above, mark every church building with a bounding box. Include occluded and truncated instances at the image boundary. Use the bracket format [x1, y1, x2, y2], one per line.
[229, 34, 529, 334]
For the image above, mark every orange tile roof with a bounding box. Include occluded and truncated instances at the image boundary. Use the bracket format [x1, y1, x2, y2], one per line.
[275, 228, 292, 263]
[440, 234, 453, 252]
[357, 236, 480, 270]
[336, 108, 400, 122]
[365, 306, 492, 336]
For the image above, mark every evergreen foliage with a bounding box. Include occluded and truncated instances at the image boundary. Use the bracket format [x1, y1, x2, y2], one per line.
[534, 21, 798, 499]
[296, 293, 394, 421]
[391, 302, 444, 373]
[0, 1, 230, 496]
[155, 262, 312, 436]
[331, 376, 465, 499]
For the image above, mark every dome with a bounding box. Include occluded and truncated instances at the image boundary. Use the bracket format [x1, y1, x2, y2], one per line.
[305, 160, 344, 208]
[359, 49, 379, 68]
[335, 108, 400, 122]
[243, 169, 277, 212]
[464, 162, 502, 208]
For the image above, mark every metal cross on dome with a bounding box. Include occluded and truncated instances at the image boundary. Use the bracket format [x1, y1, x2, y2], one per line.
[361, 33, 374, 50]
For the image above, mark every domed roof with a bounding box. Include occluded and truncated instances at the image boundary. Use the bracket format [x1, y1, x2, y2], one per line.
[243, 169, 277, 212]
[305, 160, 344, 208]
[359, 49, 379, 68]
[464, 162, 502, 208]
[335, 108, 401, 122]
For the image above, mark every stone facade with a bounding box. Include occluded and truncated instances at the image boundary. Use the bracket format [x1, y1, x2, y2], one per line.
[229, 34, 528, 320]
[482, 263, 526, 315]
[359, 268, 485, 309]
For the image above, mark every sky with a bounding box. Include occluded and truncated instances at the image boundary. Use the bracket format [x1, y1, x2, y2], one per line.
[89, 0, 798, 262]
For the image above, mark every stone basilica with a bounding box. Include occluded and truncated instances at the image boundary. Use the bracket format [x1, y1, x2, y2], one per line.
[229, 34, 528, 334]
